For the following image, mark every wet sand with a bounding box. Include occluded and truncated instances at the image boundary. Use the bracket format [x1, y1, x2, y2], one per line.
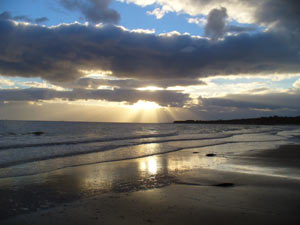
[1, 144, 300, 224]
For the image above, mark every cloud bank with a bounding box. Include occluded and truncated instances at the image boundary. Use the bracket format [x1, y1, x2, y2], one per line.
[0, 88, 189, 107]
[0, 18, 299, 83]
[195, 90, 300, 119]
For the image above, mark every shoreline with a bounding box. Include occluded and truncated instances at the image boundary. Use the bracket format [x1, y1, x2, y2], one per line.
[174, 115, 300, 125]
[1, 143, 300, 224]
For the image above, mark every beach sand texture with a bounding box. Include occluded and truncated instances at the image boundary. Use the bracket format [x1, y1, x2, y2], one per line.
[1, 143, 300, 225]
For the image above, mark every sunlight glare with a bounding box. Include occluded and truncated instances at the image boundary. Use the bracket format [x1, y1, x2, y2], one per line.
[148, 158, 158, 174]
[132, 100, 162, 110]
[137, 86, 163, 91]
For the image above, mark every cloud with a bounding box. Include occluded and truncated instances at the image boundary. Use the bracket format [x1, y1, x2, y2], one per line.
[0, 88, 190, 107]
[124, 0, 300, 33]
[12, 15, 32, 23]
[193, 91, 300, 119]
[187, 17, 207, 26]
[35, 17, 49, 24]
[147, 6, 172, 19]
[0, 11, 11, 20]
[1, 19, 299, 83]
[293, 78, 300, 89]
[199, 91, 300, 110]
[226, 25, 256, 34]
[205, 7, 228, 39]
[255, 0, 300, 32]
[0, 11, 31, 22]
[20, 81, 66, 91]
[122, 0, 258, 24]
[204, 7, 257, 39]
[0, 11, 48, 24]
[0, 77, 14, 87]
[57, 77, 206, 89]
[60, 0, 120, 24]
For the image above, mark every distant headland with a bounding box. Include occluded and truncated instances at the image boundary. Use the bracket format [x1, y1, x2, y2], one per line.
[174, 116, 300, 125]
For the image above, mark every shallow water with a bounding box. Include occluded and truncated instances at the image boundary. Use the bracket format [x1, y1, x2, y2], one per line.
[1, 120, 300, 178]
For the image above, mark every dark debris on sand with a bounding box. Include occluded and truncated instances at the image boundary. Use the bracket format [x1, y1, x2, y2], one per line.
[32, 131, 44, 136]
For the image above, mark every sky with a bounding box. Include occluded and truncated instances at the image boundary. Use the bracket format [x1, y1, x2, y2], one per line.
[0, 0, 300, 122]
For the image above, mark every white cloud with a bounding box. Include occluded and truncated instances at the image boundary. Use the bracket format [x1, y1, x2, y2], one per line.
[293, 78, 300, 89]
[146, 5, 172, 19]
[123, 0, 260, 24]
[184, 81, 271, 99]
[131, 28, 155, 34]
[0, 77, 14, 87]
[183, 74, 298, 99]
[187, 17, 207, 26]
[20, 81, 67, 91]
[203, 74, 300, 82]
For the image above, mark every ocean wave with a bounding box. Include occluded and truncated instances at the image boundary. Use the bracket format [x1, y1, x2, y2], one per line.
[0, 139, 289, 179]
[0, 141, 237, 178]
[0, 130, 288, 169]
[0, 128, 275, 151]
[0, 121, 299, 179]
[0, 131, 179, 151]
[0, 134, 235, 168]
[0, 131, 287, 170]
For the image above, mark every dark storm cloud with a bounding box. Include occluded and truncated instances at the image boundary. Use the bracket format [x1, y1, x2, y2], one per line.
[12, 15, 32, 22]
[0, 11, 11, 20]
[0, 11, 30, 22]
[199, 92, 300, 110]
[255, 0, 300, 33]
[204, 7, 257, 38]
[34, 17, 49, 23]
[60, 0, 120, 24]
[205, 7, 228, 39]
[200, 97, 279, 110]
[0, 16, 300, 83]
[0, 88, 189, 107]
[226, 25, 256, 34]
[0, 11, 49, 24]
[192, 91, 300, 120]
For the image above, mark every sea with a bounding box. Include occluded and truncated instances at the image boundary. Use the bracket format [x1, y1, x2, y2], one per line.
[1, 120, 300, 179]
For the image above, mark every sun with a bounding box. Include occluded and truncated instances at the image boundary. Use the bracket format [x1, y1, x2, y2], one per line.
[132, 100, 162, 110]
[122, 100, 165, 123]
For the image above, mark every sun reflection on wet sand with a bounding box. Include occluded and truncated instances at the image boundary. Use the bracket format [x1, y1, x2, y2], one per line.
[70, 147, 230, 193]
[0, 146, 233, 218]
[139, 156, 158, 175]
[148, 158, 158, 174]
[1, 145, 230, 201]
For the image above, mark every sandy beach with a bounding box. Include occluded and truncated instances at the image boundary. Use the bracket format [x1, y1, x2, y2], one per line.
[1, 142, 300, 225]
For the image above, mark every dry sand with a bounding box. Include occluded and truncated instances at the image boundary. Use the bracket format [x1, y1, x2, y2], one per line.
[1, 144, 300, 225]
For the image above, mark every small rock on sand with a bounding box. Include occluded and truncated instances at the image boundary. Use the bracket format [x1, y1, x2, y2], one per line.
[32, 131, 44, 136]
[213, 183, 234, 187]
